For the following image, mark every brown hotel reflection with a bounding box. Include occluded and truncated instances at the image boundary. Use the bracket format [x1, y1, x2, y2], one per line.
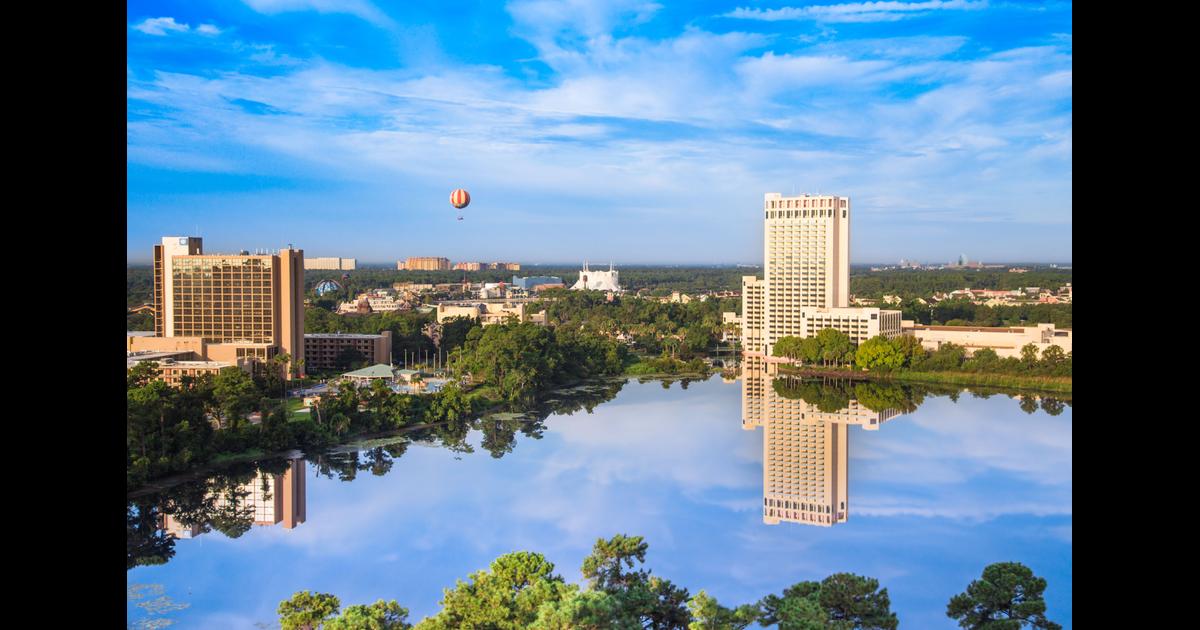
[742, 357, 903, 527]
[160, 459, 307, 538]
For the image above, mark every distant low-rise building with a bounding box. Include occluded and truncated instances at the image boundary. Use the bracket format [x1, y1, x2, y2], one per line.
[304, 331, 392, 371]
[437, 300, 541, 326]
[512, 275, 563, 291]
[399, 257, 451, 271]
[901, 321, 1072, 358]
[305, 257, 356, 270]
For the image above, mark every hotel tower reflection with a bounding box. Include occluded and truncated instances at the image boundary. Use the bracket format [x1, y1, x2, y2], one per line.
[742, 357, 904, 527]
[160, 458, 307, 539]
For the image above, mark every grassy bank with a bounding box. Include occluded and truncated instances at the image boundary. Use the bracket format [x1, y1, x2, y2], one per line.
[778, 364, 1071, 394]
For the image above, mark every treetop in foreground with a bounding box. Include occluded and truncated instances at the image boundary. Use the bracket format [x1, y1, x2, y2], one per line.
[945, 562, 1060, 630]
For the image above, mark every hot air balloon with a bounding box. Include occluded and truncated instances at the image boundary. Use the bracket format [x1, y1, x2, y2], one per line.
[450, 188, 470, 220]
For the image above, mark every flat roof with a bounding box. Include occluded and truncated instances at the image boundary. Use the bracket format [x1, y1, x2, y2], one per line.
[305, 333, 387, 339]
[911, 325, 1026, 333]
[127, 331, 157, 337]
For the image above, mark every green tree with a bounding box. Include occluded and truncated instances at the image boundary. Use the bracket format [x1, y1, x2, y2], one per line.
[580, 534, 692, 629]
[1018, 344, 1041, 372]
[946, 562, 1060, 630]
[688, 590, 760, 629]
[816, 329, 854, 368]
[213, 367, 260, 430]
[757, 582, 825, 629]
[892, 334, 927, 368]
[758, 574, 897, 630]
[326, 600, 412, 630]
[854, 336, 904, 372]
[773, 336, 803, 361]
[417, 552, 575, 630]
[278, 591, 341, 630]
[799, 338, 823, 365]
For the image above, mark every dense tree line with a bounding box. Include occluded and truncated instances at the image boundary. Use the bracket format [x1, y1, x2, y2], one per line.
[771, 330, 1071, 378]
[448, 321, 631, 403]
[276, 535, 1060, 629]
[770, 377, 1069, 416]
[850, 268, 1072, 299]
[127, 361, 479, 489]
[128, 265, 1070, 320]
[898, 298, 1072, 328]
[532, 289, 738, 358]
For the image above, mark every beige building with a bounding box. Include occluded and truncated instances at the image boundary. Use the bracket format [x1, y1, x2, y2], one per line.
[399, 257, 451, 271]
[901, 322, 1072, 358]
[794, 307, 902, 345]
[181, 459, 306, 534]
[148, 236, 305, 376]
[304, 257, 356, 270]
[304, 331, 392, 371]
[743, 194, 901, 354]
[437, 300, 540, 326]
[742, 357, 901, 527]
[741, 276, 764, 351]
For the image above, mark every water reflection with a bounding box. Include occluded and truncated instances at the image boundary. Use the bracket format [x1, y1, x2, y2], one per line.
[128, 379, 628, 570]
[740, 357, 1069, 528]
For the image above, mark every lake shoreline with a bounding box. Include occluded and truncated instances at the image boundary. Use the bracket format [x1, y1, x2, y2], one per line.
[128, 376, 647, 498]
[777, 364, 1072, 394]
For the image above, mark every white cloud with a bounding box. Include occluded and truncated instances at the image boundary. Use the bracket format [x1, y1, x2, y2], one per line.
[196, 24, 222, 36]
[131, 17, 190, 36]
[724, 1, 989, 23]
[128, 12, 1071, 244]
[241, 0, 396, 27]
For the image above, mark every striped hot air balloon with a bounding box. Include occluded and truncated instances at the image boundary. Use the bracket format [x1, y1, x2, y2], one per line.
[449, 189, 471, 209]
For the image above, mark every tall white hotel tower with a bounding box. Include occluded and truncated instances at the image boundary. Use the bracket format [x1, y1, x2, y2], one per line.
[743, 193, 901, 355]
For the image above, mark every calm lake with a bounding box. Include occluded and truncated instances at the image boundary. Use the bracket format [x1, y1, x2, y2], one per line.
[127, 369, 1072, 629]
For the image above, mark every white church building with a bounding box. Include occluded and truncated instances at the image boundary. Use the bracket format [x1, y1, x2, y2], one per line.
[570, 262, 622, 292]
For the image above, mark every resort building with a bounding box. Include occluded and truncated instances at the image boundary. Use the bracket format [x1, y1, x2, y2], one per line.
[437, 300, 543, 326]
[304, 331, 392, 371]
[512, 275, 564, 291]
[136, 236, 305, 376]
[398, 257, 451, 271]
[901, 322, 1072, 358]
[741, 276, 764, 352]
[304, 257, 356, 270]
[570, 262, 622, 292]
[742, 194, 901, 355]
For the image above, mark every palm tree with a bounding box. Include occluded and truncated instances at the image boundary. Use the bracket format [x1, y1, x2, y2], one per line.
[271, 352, 292, 405]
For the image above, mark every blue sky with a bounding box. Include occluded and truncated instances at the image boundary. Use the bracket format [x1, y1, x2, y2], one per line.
[127, 1, 1072, 264]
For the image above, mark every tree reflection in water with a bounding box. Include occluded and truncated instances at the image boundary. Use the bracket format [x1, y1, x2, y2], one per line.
[127, 379, 627, 570]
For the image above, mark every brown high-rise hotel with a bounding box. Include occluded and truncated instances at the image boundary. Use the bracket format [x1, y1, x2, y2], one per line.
[142, 236, 305, 374]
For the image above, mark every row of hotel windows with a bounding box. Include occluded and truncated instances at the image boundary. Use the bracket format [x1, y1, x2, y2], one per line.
[765, 498, 842, 512]
[765, 209, 848, 219]
[766, 198, 847, 209]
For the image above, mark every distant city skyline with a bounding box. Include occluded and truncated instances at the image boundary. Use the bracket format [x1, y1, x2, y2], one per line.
[127, 1, 1071, 264]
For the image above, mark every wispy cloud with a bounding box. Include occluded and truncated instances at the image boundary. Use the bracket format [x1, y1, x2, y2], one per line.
[130, 17, 222, 37]
[131, 17, 191, 36]
[128, 0, 1071, 261]
[723, 0, 989, 24]
[242, 0, 396, 28]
